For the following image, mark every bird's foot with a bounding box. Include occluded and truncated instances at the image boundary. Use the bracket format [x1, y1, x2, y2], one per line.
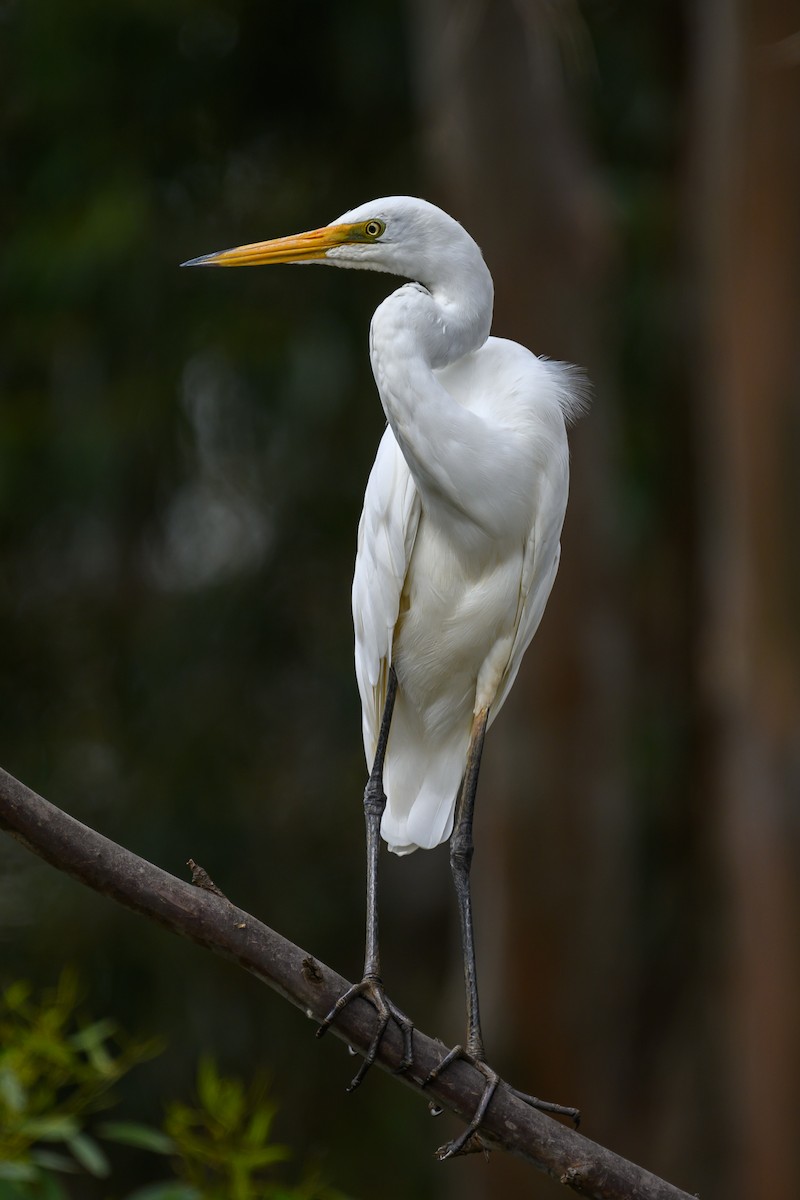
[423, 1045, 580, 1160]
[315, 974, 414, 1091]
[424, 1046, 498, 1160]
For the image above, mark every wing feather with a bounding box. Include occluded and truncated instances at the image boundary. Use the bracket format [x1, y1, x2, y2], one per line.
[352, 426, 421, 762]
[489, 447, 569, 723]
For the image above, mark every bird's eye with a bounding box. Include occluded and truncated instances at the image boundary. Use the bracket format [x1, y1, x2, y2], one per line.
[364, 219, 385, 239]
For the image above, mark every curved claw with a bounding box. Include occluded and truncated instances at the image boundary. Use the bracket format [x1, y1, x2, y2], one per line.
[316, 976, 414, 1089]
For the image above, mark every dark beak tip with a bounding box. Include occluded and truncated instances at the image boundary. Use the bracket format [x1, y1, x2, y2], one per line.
[180, 253, 214, 268]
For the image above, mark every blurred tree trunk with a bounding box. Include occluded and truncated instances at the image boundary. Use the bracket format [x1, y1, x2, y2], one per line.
[411, 1, 800, 1197]
[689, 1, 800, 1196]
[410, 3, 631, 1196]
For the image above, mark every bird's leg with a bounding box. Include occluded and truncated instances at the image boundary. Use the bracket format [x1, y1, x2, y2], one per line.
[424, 707, 492, 1157]
[426, 707, 579, 1160]
[451, 706, 490, 1059]
[316, 666, 413, 1089]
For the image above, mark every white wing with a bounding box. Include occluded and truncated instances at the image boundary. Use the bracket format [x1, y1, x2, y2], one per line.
[486, 357, 578, 724]
[352, 425, 422, 764]
[489, 527, 561, 727]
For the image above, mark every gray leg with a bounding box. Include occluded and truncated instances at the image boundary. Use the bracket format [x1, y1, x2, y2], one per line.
[316, 667, 413, 1088]
[450, 706, 489, 1061]
[429, 707, 579, 1160]
[362, 665, 398, 982]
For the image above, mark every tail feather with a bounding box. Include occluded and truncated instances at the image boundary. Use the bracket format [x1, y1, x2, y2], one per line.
[380, 695, 468, 855]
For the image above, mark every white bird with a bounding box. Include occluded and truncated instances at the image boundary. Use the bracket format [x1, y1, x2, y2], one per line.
[183, 196, 584, 1154]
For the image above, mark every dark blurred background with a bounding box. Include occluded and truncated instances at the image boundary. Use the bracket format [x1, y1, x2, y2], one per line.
[2, 0, 799, 1196]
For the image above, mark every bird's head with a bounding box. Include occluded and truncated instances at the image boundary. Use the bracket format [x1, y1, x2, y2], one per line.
[181, 196, 488, 295]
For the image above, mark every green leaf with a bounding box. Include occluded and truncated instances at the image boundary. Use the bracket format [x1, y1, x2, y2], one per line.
[239, 1144, 291, 1168]
[0, 1067, 26, 1113]
[0, 1163, 38, 1183]
[19, 1115, 80, 1142]
[97, 1121, 175, 1154]
[69, 1019, 117, 1051]
[196, 1056, 219, 1111]
[196, 1057, 244, 1125]
[85, 1041, 116, 1076]
[243, 1102, 277, 1147]
[66, 1132, 110, 1177]
[30, 1148, 81, 1173]
[2, 982, 32, 1011]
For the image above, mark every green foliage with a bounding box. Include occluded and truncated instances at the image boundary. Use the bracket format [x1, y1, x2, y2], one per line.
[128, 1058, 351, 1200]
[0, 978, 351, 1200]
[0, 970, 161, 1186]
[162, 1057, 290, 1196]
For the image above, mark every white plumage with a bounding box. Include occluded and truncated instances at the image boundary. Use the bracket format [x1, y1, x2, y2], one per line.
[338, 201, 583, 855]
[354, 336, 581, 854]
[184, 195, 584, 858]
[183, 196, 585, 1133]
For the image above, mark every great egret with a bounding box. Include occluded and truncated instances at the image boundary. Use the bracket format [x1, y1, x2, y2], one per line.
[183, 196, 584, 1155]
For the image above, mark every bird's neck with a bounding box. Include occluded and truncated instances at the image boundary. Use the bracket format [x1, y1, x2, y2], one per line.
[367, 258, 498, 538]
[371, 256, 494, 373]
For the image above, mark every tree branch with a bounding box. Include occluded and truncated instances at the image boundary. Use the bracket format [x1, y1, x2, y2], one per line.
[0, 765, 695, 1199]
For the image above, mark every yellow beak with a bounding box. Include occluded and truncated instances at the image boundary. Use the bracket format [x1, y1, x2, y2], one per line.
[181, 223, 357, 268]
